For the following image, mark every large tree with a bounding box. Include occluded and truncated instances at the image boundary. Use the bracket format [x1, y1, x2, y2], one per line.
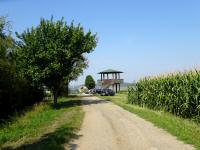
[16, 17, 97, 104]
[85, 75, 96, 89]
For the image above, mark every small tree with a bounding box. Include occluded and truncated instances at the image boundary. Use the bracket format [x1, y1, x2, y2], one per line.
[85, 75, 95, 89]
[16, 17, 97, 104]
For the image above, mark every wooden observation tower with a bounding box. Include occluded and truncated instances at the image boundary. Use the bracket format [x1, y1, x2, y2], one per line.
[98, 69, 124, 93]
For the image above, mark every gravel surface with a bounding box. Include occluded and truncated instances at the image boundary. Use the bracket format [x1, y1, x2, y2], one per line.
[67, 96, 195, 150]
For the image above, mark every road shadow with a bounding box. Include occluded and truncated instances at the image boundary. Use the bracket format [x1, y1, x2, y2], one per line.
[53, 99, 109, 110]
[67, 143, 79, 150]
[81, 99, 110, 105]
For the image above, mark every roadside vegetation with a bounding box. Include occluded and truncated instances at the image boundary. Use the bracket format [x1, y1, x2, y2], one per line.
[0, 15, 97, 120]
[128, 70, 200, 121]
[100, 92, 200, 150]
[0, 96, 84, 150]
[0, 14, 96, 150]
[0, 16, 44, 120]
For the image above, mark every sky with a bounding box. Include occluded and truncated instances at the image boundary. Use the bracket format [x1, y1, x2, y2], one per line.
[1, 0, 200, 86]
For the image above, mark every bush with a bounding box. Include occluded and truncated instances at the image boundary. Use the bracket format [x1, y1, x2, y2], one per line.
[128, 70, 200, 120]
[0, 59, 44, 120]
[0, 16, 44, 120]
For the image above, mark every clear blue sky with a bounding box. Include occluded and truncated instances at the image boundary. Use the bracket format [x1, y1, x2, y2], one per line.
[1, 0, 200, 85]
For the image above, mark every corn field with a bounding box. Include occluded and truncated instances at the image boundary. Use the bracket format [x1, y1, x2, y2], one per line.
[128, 70, 200, 120]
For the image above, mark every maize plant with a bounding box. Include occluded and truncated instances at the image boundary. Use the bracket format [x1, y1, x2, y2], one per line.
[128, 70, 200, 121]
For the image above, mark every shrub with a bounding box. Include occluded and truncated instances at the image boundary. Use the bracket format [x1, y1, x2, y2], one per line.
[0, 59, 44, 119]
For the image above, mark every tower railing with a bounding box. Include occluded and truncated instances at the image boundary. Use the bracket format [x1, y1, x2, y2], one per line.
[97, 79, 124, 85]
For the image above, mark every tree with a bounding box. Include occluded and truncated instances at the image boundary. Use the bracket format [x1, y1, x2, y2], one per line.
[85, 75, 96, 89]
[0, 16, 14, 60]
[16, 17, 97, 104]
[0, 16, 15, 92]
[0, 16, 44, 119]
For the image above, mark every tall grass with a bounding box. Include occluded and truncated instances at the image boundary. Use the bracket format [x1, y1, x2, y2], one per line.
[128, 69, 200, 121]
[0, 97, 84, 149]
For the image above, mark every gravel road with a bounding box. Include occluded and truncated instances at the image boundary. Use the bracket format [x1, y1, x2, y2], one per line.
[67, 96, 195, 150]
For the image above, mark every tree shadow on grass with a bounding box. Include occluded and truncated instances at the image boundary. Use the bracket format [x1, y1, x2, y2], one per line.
[52, 100, 82, 110]
[3, 125, 82, 150]
[52, 99, 109, 110]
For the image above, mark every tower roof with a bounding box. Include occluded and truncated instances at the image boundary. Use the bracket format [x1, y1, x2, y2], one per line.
[98, 69, 123, 74]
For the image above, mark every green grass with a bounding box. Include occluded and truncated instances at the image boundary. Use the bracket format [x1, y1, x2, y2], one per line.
[100, 93, 200, 150]
[0, 96, 84, 150]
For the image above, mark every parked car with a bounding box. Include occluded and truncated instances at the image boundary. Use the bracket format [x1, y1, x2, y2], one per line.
[89, 89, 95, 94]
[100, 88, 115, 96]
[96, 88, 103, 94]
[90, 88, 102, 94]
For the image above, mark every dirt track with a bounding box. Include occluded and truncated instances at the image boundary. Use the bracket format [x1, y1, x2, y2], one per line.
[67, 96, 194, 150]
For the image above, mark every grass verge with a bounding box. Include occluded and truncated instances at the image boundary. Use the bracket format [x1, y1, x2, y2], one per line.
[99, 93, 200, 150]
[0, 96, 84, 150]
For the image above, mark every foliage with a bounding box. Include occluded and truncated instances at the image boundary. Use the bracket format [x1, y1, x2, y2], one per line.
[85, 75, 95, 89]
[0, 16, 15, 84]
[16, 17, 97, 104]
[0, 16, 43, 120]
[128, 70, 200, 120]
[0, 16, 14, 60]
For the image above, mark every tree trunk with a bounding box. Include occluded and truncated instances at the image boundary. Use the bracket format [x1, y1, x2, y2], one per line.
[66, 81, 69, 97]
[53, 91, 58, 105]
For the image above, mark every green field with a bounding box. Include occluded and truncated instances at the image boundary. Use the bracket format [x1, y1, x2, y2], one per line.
[0, 96, 84, 150]
[100, 93, 200, 150]
[128, 70, 200, 120]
